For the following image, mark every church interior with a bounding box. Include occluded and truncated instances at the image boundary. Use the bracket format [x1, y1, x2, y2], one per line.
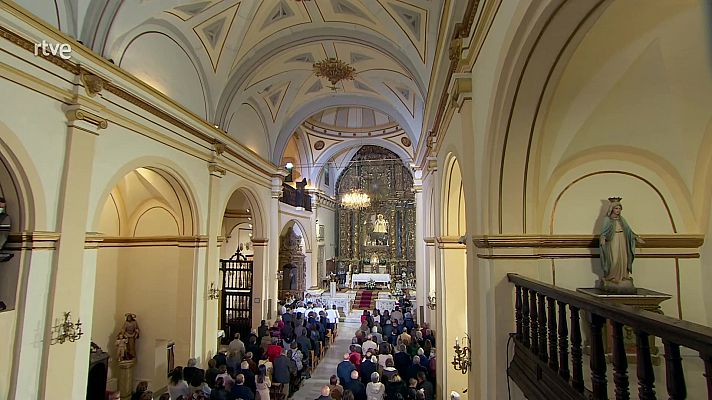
[1, 0, 712, 399]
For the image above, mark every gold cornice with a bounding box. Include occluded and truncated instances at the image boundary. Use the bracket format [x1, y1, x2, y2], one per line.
[473, 234, 704, 249]
[6, 231, 60, 250]
[90, 235, 210, 248]
[0, 4, 278, 177]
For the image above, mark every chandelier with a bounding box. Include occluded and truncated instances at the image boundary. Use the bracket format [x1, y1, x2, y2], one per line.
[51, 312, 83, 345]
[313, 57, 356, 90]
[341, 190, 371, 209]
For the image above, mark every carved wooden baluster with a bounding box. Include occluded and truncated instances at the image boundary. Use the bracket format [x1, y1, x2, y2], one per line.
[558, 300, 570, 381]
[530, 290, 539, 356]
[636, 330, 656, 400]
[663, 340, 686, 400]
[547, 297, 558, 371]
[590, 313, 608, 399]
[515, 285, 523, 341]
[570, 306, 584, 393]
[538, 293, 548, 363]
[611, 321, 629, 400]
[701, 353, 712, 400]
[522, 288, 530, 348]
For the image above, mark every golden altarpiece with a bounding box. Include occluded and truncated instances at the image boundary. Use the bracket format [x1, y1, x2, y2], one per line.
[336, 146, 416, 281]
[278, 226, 306, 301]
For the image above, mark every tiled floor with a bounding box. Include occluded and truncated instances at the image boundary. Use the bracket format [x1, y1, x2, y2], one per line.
[290, 313, 361, 400]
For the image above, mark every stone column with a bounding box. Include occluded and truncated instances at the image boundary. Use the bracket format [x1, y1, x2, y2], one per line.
[199, 161, 225, 363]
[250, 238, 268, 327]
[43, 98, 107, 400]
[268, 176, 283, 320]
[413, 168, 426, 323]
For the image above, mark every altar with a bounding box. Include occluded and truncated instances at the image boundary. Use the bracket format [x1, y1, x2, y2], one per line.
[351, 273, 391, 288]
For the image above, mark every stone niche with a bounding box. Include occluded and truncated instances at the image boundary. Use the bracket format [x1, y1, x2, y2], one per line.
[278, 226, 306, 301]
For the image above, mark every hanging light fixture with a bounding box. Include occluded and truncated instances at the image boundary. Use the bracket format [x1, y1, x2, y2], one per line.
[313, 57, 356, 91]
[341, 189, 371, 209]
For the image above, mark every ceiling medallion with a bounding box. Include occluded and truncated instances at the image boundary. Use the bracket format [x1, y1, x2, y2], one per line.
[314, 140, 325, 150]
[341, 190, 371, 209]
[313, 57, 356, 91]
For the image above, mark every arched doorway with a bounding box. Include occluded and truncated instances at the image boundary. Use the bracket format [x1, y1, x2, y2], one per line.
[92, 166, 197, 390]
[278, 221, 307, 302]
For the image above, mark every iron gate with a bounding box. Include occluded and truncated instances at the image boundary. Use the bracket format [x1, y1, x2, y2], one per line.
[219, 251, 253, 344]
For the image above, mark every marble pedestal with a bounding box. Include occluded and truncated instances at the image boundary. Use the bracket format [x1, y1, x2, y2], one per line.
[577, 287, 672, 365]
[118, 359, 136, 399]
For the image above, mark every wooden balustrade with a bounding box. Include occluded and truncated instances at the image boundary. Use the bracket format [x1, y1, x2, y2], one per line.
[279, 183, 312, 211]
[508, 273, 712, 400]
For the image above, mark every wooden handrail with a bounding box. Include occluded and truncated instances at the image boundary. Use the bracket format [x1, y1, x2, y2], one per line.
[507, 273, 712, 356]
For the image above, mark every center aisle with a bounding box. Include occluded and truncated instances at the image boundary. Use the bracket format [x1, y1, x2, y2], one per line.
[290, 312, 362, 400]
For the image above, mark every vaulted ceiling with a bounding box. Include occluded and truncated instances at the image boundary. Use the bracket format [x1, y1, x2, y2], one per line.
[20, 0, 444, 163]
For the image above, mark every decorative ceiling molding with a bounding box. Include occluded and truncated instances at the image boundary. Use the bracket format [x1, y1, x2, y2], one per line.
[261, 81, 291, 121]
[379, 0, 428, 63]
[385, 82, 415, 117]
[166, 1, 218, 21]
[193, 2, 240, 71]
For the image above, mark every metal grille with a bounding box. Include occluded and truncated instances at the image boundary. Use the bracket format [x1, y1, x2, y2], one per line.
[219, 252, 253, 344]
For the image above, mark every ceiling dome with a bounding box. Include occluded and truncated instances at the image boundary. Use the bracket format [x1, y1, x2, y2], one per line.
[308, 107, 397, 132]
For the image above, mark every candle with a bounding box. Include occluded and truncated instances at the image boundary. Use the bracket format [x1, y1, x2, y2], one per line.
[455, 337, 459, 347]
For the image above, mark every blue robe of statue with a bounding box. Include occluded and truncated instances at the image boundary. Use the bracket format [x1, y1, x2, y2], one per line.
[599, 216, 637, 277]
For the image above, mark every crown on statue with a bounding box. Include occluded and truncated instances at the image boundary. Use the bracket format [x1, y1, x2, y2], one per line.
[608, 197, 622, 203]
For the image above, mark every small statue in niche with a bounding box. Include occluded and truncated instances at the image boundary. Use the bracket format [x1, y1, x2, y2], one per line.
[119, 313, 140, 360]
[0, 197, 14, 262]
[370, 214, 389, 245]
[115, 333, 128, 361]
[598, 197, 645, 294]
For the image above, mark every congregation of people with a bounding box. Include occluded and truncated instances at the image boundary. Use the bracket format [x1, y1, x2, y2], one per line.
[127, 300, 435, 400]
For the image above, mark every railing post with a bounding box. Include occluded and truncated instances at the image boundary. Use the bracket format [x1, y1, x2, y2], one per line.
[557, 300, 570, 382]
[663, 340, 686, 400]
[701, 353, 712, 400]
[522, 288, 530, 348]
[611, 321, 630, 400]
[515, 285, 523, 341]
[530, 289, 539, 356]
[571, 306, 584, 393]
[636, 330, 657, 400]
[547, 297, 558, 371]
[590, 313, 608, 399]
[538, 292, 548, 363]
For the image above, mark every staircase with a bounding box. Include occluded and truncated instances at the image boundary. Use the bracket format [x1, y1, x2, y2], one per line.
[354, 290, 376, 310]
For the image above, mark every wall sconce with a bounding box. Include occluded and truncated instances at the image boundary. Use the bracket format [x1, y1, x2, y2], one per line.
[427, 292, 436, 310]
[451, 334, 471, 374]
[277, 270, 284, 281]
[51, 312, 83, 345]
[208, 282, 221, 300]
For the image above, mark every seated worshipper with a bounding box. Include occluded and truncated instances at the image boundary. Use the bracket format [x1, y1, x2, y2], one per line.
[184, 358, 205, 385]
[240, 361, 256, 394]
[350, 338, 363, 355]
[188, 370, 212, 397]
[337, 353, 356, 386]
[365, 372, 386, 400]
[138, 391, 153, 400]
[380, 310, 390, 327]
[393, 345, 411, 379]
[257, 320, 269, 341]
[417, 349, 429, 369]
[226, 350, 241, 373]
[246, 336, 262, 363]
[381, 358, 398, 383]
[255, 364, 271, 400]
[209, 377, 231, 400]
[230, 374, 255, 400]
[362, 335, 377, 355]
[213, 350, 228, 368]
[131, 381, 149, 400]
[215, 365, 235, 391]
[359, 354, 378, 385]
[290, 342, 305, 378]
[272, 348, 295, 397]
[344, 370, 366, 400]
[405, 378, 418, 400]
[406, 356, 428, 383]
[390, 307, 403, 325]
[205, 359, 220, 388]
[244, 352, 259, 374]
[168, 367, 190, 400]
[329, 375, 344, 400]
[416, 371, 434, 400]
[377, 343, 393, 369]
[315, 385, 330, 400]
[257, 353, 273, 382]
[349, 345, 362, 370]
[384, 374, 407, 400]
[371, 326, 382, 344]
[267, 338, 283, 362]
[399, 329, 413, 347]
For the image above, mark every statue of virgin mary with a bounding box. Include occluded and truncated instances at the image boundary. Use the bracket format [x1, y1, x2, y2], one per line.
[599, 197, 644, 293]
